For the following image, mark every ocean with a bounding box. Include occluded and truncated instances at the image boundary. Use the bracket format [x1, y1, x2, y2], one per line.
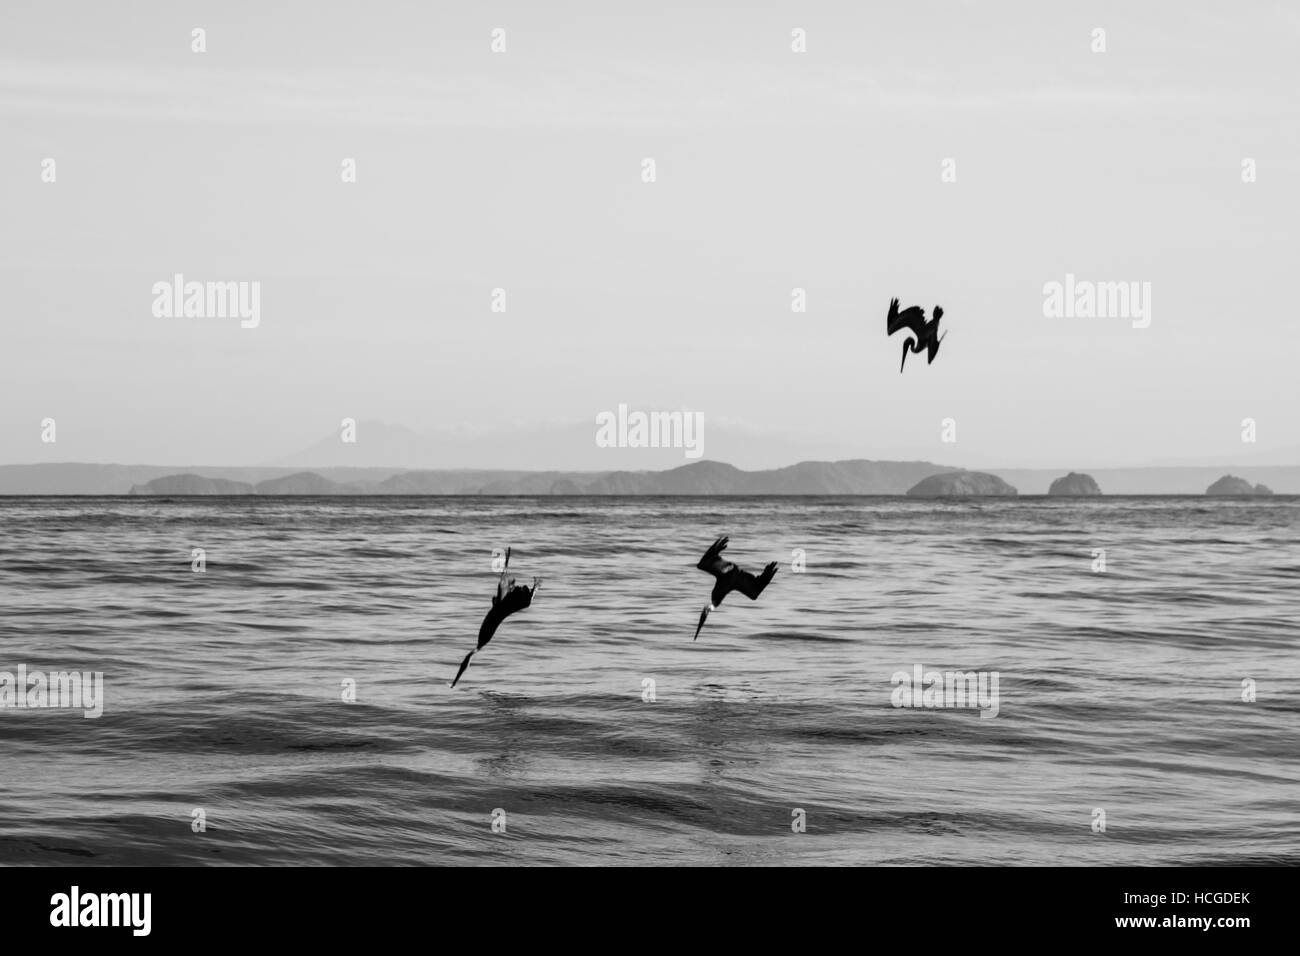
[0, 496, 1296, 866]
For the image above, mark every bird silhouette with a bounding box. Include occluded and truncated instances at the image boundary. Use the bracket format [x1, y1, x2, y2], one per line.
[886, 297, 947, 372]
[450, 547, 540, 688]
[693, 536, 778, 640]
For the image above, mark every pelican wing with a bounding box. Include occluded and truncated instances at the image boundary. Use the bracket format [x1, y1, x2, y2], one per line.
[887, 298, 928, 338]
[498, 581, 535, 615]
[697, 536, 733, 579]
[728, 562, 777, 600]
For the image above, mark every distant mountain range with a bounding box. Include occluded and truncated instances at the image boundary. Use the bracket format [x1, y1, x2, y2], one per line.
[1, 459, 1297, 495]
[124, 460, 951, 496]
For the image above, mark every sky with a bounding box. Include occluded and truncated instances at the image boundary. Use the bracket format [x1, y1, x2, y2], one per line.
[1, 1, 1296, 468]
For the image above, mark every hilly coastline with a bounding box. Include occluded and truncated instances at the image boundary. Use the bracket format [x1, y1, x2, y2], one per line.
[125, 460, 954, 496]
[3, 461, 1298, 496]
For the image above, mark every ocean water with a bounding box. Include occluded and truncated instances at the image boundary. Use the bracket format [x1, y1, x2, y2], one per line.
[0, 496, 1296, 866]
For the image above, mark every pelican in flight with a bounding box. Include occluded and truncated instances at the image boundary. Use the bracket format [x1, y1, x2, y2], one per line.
[693, 536, 778, 640]
[450, 547, 540, 688]
[886, 297, 947, 373]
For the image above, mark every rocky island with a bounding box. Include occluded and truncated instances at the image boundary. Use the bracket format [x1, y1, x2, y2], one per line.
[1205, 475, 1274, 496]
[128, 474, 255, 495]
[1047, 472, 1102, 496]
[905, 471, 1018, 497]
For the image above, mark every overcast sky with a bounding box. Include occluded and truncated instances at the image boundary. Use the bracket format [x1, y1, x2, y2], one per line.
[1, 1, 1296, 468]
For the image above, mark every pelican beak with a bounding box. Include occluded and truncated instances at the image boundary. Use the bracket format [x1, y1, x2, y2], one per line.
[693, 605, 712, 641]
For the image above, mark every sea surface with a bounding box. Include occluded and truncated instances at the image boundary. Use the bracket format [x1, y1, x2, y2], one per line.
[0, 496, 1297, 866]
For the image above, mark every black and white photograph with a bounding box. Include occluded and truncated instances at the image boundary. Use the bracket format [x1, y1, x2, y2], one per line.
[0, 0, 1293, 937]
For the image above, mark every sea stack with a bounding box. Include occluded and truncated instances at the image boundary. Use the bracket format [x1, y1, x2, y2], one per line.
[906, 471, 1018, 497]
[1048, 472, 1102, 496]
[1205, 475, 1274, 496]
